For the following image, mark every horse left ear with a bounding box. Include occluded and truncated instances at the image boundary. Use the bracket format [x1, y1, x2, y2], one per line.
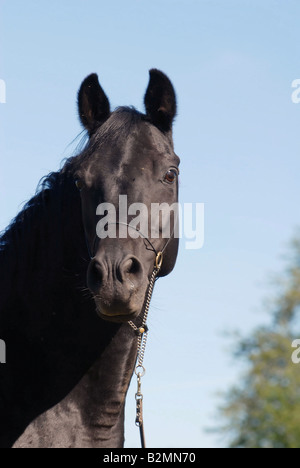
[78, 73, 110, 135]
[144, 69, 177, 133]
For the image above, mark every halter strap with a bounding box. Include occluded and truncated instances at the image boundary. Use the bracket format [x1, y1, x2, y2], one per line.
[85, 221, 176, 260]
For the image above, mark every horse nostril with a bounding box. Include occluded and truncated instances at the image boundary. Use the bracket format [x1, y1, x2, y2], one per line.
[119, 256, 143, 284]
[124, 258, 140, 275]
[88, 259, 105, 291]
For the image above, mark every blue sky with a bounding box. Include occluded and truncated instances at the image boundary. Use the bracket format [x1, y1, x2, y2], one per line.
[1, 0, 300, 448]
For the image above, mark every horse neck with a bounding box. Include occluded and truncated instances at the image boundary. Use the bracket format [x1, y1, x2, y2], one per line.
[65, 323, 138, 447]
[13, 319, 138, 448]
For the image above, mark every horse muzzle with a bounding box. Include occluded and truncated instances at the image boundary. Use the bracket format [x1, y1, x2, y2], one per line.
[87, 255, 148, 322]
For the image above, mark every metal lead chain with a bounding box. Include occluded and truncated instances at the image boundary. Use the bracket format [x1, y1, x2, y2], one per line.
[128, 253, 162, 369]
[135, 372, 143, 426]
[128, 252, 163, 449]
[135, 372, 146, 448]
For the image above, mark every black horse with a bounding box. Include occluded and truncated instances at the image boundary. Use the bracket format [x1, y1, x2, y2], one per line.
[0, 69, 180, 448]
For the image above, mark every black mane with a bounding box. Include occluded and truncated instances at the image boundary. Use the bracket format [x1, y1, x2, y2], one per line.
[0, 172, 61, 253]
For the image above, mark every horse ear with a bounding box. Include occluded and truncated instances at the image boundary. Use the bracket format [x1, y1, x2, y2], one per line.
[78, 73, 110, 135]
[144, 69, 177, 133]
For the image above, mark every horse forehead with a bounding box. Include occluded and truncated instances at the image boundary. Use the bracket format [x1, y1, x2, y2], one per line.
[130, 123, 174, 156]
[86, 124, 174, 181]
[110, 123, 173, 161]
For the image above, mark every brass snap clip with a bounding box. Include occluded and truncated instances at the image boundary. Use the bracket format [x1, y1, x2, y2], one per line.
[155, 251, 163, 270]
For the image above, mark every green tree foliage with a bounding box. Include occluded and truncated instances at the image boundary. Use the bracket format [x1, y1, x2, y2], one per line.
[218, 233, 300, 448]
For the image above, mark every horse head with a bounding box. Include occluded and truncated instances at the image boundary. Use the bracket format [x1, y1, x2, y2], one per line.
[73, 70, 180, 322]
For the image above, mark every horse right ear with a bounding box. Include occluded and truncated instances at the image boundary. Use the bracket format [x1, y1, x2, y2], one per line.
[78, 74, 110, 135]
[144, 69, 177, 133]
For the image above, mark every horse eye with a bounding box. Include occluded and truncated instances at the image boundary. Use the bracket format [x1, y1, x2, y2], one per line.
[75, 179, 84, 191]
[164, 169, 178, 184]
